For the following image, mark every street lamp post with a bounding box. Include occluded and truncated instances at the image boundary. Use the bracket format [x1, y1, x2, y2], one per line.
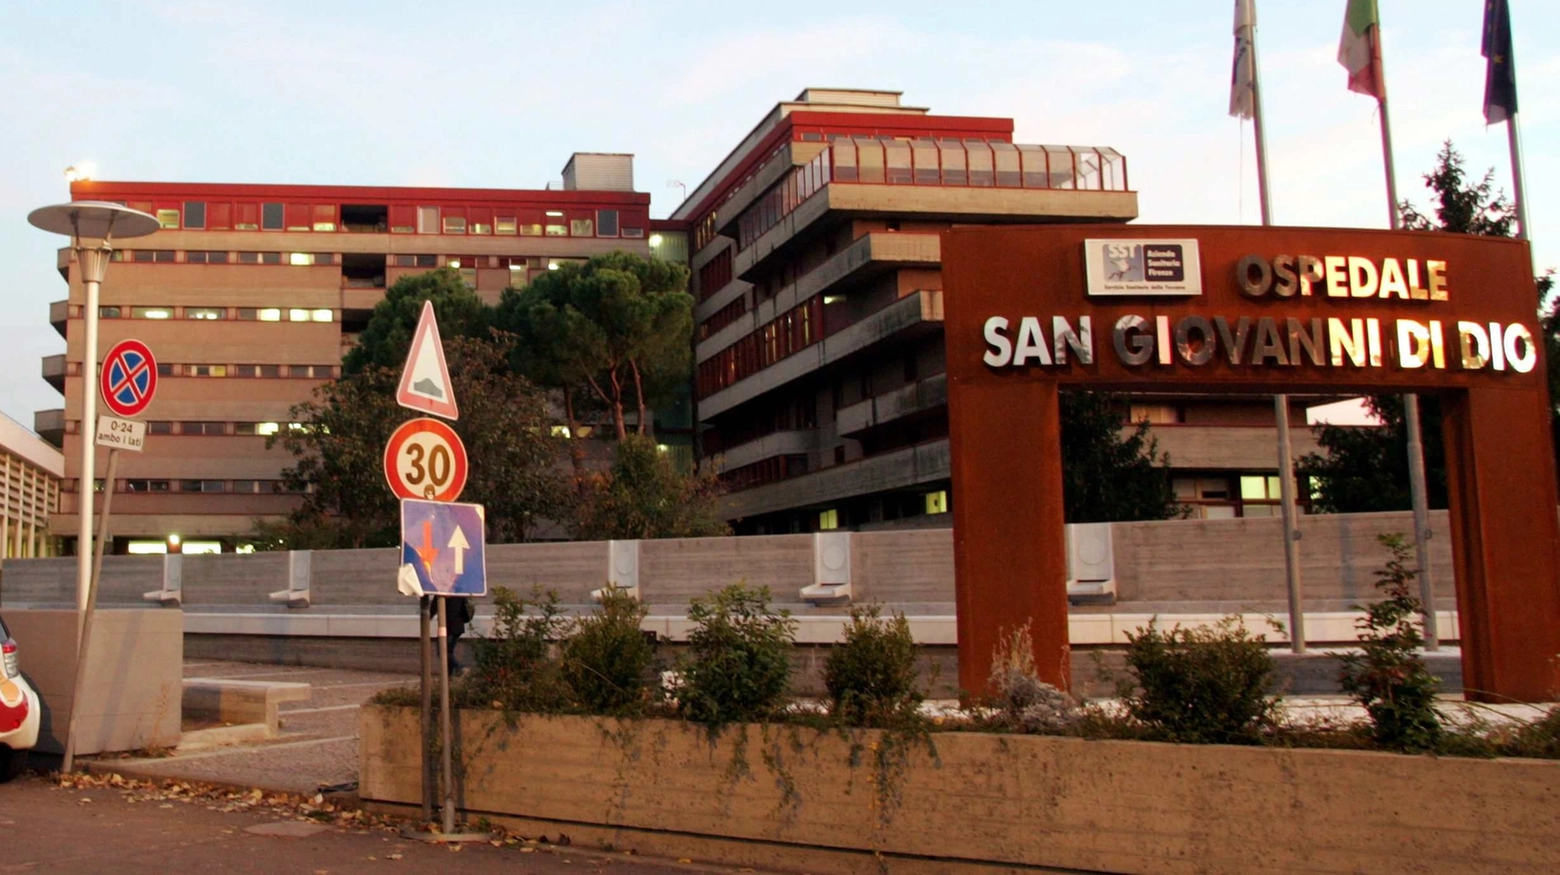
[28, 202, 159, 611]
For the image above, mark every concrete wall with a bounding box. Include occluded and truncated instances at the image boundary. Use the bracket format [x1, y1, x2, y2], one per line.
[1, 510, 1456, 614]
[360, 708, 1560, 875]
[2, 609, 183, 754]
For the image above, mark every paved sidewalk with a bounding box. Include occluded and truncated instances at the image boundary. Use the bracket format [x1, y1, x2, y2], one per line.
[92, 660, 420, 794]
[0, 772, 753, 874]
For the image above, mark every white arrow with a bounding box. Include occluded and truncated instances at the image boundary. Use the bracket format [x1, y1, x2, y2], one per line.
[447, 526, 470, 575]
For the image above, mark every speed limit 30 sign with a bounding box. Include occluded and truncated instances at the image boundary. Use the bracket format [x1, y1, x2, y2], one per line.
[384, 417, 469, 502]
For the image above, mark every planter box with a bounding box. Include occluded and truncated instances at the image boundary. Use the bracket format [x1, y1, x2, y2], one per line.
[360, 705, 1560, 875]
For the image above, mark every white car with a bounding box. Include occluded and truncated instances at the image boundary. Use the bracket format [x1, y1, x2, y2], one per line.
[0, 614, 40, 782]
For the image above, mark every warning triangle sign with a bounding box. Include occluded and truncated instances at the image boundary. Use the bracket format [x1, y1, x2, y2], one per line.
[395, 300, 459, 420]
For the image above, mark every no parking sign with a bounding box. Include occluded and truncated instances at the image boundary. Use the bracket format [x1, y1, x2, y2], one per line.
[101, 339, 157, 417]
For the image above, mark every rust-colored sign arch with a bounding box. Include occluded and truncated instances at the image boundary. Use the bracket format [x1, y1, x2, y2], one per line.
[942, 224, 1560, 703]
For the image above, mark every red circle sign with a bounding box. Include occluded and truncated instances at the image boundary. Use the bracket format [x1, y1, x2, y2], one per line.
[384, 418, 468, 502]
[101, 339, 158, 418]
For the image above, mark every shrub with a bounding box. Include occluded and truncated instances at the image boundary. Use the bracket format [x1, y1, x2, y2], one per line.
[1122, 615, 1278, 744]
[677, 582, 796, 725]
[1499, 707, 1560, 759]
[824, 604, 922, 726]
[1338, 534, 1442, 752]
[461, 585, 573, 712]
[986, 622, 1075, 732]
[561, 586, 656, 714]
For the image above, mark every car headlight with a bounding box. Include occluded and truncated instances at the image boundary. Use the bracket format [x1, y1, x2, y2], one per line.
[1, 641, 17, 680]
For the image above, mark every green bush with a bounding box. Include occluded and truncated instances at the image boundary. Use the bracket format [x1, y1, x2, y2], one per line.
[1338, 534, 1442, 752]
[1122, 615, 1278, 744]
[561, 586, 656, 714]
[824, 604, 922, 726]
[461, 585, 573, 712]
[676, 582, 796, 725]
[1499, 707, 1560, 759]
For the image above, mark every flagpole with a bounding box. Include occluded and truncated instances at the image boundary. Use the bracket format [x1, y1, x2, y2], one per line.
[1374, 26, 1440, 650]
[1507, 113, 1530, 240]
[1243, 2, 1306, 654]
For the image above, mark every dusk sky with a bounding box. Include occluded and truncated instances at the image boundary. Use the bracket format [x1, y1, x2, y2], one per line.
[2, 0, 1553, 429]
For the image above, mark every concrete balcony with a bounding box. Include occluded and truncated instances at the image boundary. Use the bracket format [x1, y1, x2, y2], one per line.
[710, 429, 818, 473]
[34, 409, 64, 448]
[732, 183, 1137, 282]
[836, 372, 948, 437]
[718, 439, 950, 521]
[51, 300, 68, 337]
[696, 232, 940, 352]
[41, 354, 66, 393]
[1144, 425, 1324, 472]
[700, 289, 944, 421]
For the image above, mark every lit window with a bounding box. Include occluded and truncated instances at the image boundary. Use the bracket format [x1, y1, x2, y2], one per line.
[545, 210, 564, 217]
[460, 268, 476, 289]
[127, 541, 168, 555]
[131, 306, 173, 319]
[289, 252, 313, 266]
[311, 309, 333, 322]
[446, 258, 460, 269]
[183, 202, 205, 229]
[156, 209, 180, 229]
[262, 203, 284, 230]
[545, 224, 567, 236]
[570, 218, 593, 236]
[186, 307, 225, 320]
[925, 490, 949, 515]
[519, 223, 542, 236]
[1239, 475, 1283, 501]
[288, 309, 310, 322]
[255, 422, 281, 436]
[182, 541, 222, 554]
[547, 260, 560, 271]
[188, 366, 227, 378]
[443, 216, 466, 234]
[596, 210, 619, 237]
[495, 217, 517, 235]
[819, 509, 839, 530]
[259, 308, 281, 321]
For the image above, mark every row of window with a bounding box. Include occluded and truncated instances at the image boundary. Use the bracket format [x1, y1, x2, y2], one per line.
[98, 305, 334, 322]
[696, 297, 822, 397]
[697, 249, 734, 301]
[131, 200, 644, 239]
[59, 361, 337, 380]
[698, 297, 748, 341]
[66, 478, 305, 494]
[64, 420, 312, 437]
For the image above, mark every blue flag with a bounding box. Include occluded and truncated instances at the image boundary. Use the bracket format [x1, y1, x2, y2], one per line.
[1482, 0, 1517, 124]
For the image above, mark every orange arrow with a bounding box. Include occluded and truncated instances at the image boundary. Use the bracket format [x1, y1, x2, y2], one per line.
[415, 519, 439, 572]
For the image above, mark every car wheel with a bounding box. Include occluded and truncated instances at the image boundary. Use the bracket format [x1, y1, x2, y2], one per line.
[0, 745, 25, 783]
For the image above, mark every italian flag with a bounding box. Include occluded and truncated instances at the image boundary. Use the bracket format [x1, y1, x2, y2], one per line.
[1338, 0, 1384, 100]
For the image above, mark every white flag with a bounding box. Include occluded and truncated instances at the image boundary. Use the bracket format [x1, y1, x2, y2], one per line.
[1229, 0, 1257, 119]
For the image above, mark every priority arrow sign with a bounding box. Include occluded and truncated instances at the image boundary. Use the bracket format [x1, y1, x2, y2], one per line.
[397, 498, 485, 597]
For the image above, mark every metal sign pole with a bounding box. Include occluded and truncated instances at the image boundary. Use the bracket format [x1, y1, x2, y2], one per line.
[419, 595, 433, 823]
[62, 446, 119, 773]
[437, 596, 455, 834]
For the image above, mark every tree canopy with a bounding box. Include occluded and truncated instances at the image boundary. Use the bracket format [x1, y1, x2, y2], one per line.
[570, 434, 729, 540]
[1060, 391, 1182, 523]
[342, 268, 491, 375]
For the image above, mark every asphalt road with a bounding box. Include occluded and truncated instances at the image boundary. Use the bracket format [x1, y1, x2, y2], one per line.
[0, 772, 763, 875]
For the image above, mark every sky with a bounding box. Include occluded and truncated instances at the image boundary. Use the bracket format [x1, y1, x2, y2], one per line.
[1, 0, 1554, 430]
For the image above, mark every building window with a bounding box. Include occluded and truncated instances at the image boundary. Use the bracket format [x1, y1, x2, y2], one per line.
[236, 203, 260, 231]
[312, 204, 336, 232]
[185, 307, 226, 320]
[261, 252, 283, 265]
[132, 250, 176, 263]
[188, 365, 228, 378]
[570, 218, 594, 236]
[925, 490, 949, 514]
[100, 306, 123, 319]
[442, 216, 466, 235]
[208, 202, 231, 230]
[127, 541, 168, 555]
[596, 210, 619, 237]
[261, 203, 284, 230]
[288, 364, 329, 378]
[418, 206, 439, 234]
[237, 252, 260, 264]
[156, 209, 180, 229]
[232, 480, 260, 493]
[545, 223, 568, 237]
[186, 250, 229, 264]
[125, 479, 171, 493]
[495, 216, 516, 235]
[622, 227, 644, 238]
[818, 509, 839, 530]
[183, 202, 206, 229]
[519, 222, 542, 236]
[131, 306, 173, 320]
[180, 479, 226, 493]
[148, 421, 174, 435]
[157, 363, 175, 376]
[236, 307, 283, 322]
[1129, 404, 1182, 425]
[183, 421, 226, 434]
